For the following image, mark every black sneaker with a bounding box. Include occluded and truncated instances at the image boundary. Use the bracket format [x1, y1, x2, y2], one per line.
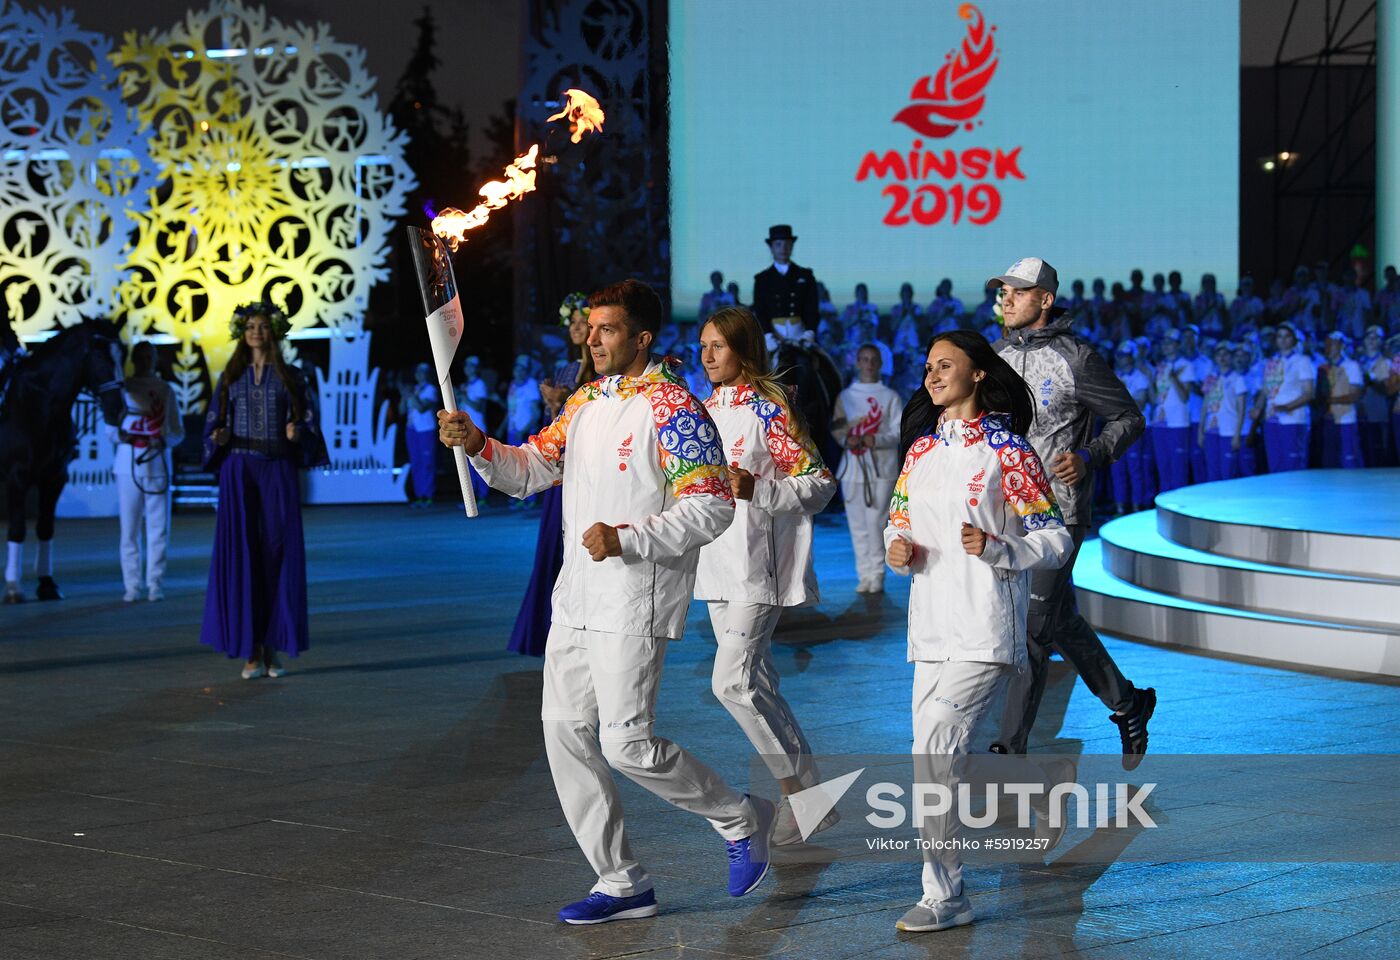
[988, 743, 1008, 755]
[1111, 687, 1155, 771]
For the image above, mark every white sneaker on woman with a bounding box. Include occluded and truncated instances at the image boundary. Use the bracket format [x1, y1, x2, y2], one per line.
[895, 893, 974, 932]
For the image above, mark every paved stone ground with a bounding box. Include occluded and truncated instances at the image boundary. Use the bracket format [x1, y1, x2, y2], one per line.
[1, 504, 1397, 959]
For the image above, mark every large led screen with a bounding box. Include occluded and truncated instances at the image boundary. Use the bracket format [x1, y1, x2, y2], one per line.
[669, 0, 1239, 320]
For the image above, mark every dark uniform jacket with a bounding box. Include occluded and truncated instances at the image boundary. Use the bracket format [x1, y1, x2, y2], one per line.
[994, 315, 1145, 526]
[752, 262, 820, 331]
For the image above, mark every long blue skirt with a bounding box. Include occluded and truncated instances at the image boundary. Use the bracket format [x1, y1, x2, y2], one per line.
[200, 453, 310, 660]
[507, 483, 563, 656]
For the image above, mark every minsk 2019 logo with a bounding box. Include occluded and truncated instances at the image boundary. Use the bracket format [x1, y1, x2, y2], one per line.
[855, 3, 1023, 227]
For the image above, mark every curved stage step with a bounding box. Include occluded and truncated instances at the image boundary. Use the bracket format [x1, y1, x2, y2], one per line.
[1154, 469, 1400, 578]
[1099, 511, 1400, 627]
[1074, 539, 1400, 677]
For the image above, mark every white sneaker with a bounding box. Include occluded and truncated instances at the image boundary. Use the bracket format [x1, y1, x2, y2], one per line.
[771, 795, 841, 846]
[240, 663, 265, 680]
[266, 660, 287, 679]
[123, 588, 140, 603]
[896, 893, 974, 932]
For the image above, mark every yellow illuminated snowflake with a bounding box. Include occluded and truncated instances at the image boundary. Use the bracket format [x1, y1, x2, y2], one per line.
[111, 0, 415, 378]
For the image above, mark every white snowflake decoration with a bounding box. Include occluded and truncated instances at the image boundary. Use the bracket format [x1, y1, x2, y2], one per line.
[0, 0, 155, 338]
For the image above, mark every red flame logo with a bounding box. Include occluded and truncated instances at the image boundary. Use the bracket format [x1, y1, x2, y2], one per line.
[894, 3, 998, 138]
[849, 396, 884, 440]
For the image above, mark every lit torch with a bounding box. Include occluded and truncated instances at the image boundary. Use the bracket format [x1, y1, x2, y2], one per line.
[430, 89, 604, 249]
[406, 226, 480, 517]
[408, 89, 605, 518]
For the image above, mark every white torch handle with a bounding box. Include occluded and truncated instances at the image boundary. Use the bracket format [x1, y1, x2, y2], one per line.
[438, 376, 479, 518]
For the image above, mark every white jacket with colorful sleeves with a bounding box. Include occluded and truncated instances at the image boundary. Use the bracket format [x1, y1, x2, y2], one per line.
[694, 384, 837, 606]
[469, 359, 734, 639]
[882, 412, 1073, 665]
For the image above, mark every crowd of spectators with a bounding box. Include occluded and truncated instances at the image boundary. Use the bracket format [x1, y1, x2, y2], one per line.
[396, 260, 1400, 511]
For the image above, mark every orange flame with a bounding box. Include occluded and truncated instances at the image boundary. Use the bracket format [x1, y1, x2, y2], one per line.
[547, 88, 605, 144]
[432, 90, 605, 249]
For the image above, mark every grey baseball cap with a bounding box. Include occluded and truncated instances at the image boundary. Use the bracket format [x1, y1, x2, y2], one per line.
[986, 257, 1059, 294]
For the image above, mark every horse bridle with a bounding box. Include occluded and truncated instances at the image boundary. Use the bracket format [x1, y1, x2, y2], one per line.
[84, 336, 126, 399]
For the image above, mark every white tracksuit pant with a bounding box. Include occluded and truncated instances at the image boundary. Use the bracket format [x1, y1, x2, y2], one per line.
[841, 466, 896, 587]
[912, 659, 1008, 902]
[542, 622, 759, 897]
[707, 601, 818, 789]
[115, 444, 172, 593]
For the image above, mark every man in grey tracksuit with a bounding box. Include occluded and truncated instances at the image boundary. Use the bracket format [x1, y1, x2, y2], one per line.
[987, 257, 1156, 770]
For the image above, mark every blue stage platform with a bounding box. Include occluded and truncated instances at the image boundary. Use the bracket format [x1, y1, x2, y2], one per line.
[1077, 470, 1400, 678]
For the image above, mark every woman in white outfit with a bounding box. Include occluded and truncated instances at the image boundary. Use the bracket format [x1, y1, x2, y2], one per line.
[884, 330, 1072, 933]
[832, 344, 904, 593]
[695, 306, 838, 846]
[110, 341, 183, 602]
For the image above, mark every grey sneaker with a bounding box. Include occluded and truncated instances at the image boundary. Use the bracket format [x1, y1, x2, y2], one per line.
[1032, 758, 1077, 852]
[771, 795, 840, 846]
[896, 893, 974, 932]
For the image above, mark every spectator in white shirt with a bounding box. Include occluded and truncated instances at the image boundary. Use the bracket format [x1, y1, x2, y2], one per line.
[1232, 343, 1262, 477]
[1200, 342, 1246, 481]
[1110, 342, 1153, 512]
[1150, 331, 1196, 491]
[1320, 332, 1364, 468]
[1261, 322, 1316, 473]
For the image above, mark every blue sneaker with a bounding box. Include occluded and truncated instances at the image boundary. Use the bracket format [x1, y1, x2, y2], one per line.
[557, 889, 659, 925]
[726, 795, 776, 896]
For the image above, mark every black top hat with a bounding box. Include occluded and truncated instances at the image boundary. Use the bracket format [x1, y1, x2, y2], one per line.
[765, 224, 797, 243]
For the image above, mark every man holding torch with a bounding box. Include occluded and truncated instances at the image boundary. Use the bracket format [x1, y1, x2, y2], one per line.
[437, 279, 776, 924]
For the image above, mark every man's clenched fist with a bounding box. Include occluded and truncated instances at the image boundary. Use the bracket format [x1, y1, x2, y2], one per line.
[437, 409, 485, 455]
[582, 522, 622, 561]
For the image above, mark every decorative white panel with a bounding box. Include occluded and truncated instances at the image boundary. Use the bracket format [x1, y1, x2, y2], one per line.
[0, 0, 155, 338]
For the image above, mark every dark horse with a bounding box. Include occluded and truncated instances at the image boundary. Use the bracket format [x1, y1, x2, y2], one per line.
[773, 336, 845, 473]
[1, 321, 125, 602]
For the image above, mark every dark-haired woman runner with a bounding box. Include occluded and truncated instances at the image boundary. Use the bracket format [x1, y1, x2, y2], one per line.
[885, 330, 1071, 933]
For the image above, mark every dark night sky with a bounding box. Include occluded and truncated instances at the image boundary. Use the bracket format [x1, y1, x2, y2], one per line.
[52, 0, 522, 156]
[47, 0, 1361, 142]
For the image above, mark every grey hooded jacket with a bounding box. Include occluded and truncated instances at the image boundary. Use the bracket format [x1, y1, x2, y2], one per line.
[995, 315, 1145, 526]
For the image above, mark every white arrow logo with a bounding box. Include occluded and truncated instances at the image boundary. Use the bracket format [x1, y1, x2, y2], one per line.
[790, 768, 864, 841]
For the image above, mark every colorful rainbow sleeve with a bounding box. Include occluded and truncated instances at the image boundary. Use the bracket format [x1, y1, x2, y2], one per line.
[750, 394, 832, 479]
[647, 383, 732, 501]
[525, 381, 599, 465]
[888, 435, 936, 531]
[991, 433, 1065, 532]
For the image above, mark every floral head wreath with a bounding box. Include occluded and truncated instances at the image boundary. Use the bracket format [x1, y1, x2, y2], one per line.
[230, 301, 291, 340]
[558, 292, 591, 325]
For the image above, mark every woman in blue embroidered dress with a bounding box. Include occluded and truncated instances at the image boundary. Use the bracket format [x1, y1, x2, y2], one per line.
[507, 293, 595, 656]
[200, 303, 328, 679]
